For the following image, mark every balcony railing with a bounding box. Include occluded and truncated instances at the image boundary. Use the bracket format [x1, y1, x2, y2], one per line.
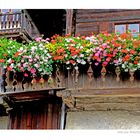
[0, 11, 40, 41]
[1, 64, 140, 93]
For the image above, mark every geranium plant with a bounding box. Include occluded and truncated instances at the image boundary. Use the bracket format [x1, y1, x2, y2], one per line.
[1, 31, 140, 77]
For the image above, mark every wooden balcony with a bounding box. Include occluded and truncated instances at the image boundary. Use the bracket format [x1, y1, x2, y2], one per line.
[1, 64, 140, 112]
[0, 11, 40, 42]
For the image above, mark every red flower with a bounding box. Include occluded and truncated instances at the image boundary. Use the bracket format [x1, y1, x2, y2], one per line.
[122, 54, 130, 61]
[51, 40, 56, 45]
[7, 66, 12, 71]
[57, 48, 65, 54]
[134, 61, 138, 65]
[14, 52, 21, 57]
[130, 49, 136, 55]
[0, 59, 5, 63]
[121, 49, 128, 54]
[69, 60, 75, 64]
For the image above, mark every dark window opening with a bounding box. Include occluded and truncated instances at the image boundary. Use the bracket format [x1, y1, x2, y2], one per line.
[27, 9, 66, 38]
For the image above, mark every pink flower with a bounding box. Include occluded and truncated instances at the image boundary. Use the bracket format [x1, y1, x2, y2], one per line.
[36, 55, 40, 59]
[20, 67, 24, 72]
[29, 59, 33, 62]
[30, 68, 36, 74]
[35, 37, 42, 42]
[106, 57, 111, 62]
[34, 58, 37, 62]
[95, 53, 99, 57]
[24, 73, 28, 77]
[21, 59, 24, 63]
[97, 58, 101, 62]
[114, 60, 118, 64]
[95, 62, 99, 66]
[102, 61, 108, 66]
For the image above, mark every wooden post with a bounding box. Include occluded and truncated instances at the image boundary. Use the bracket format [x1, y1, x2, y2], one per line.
[66, 9, 73, 34]
[0, 65, 4, 92]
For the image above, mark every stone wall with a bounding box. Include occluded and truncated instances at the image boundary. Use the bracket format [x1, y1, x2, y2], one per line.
[0, 116, 8, 129]
[66, 111, 140, 129]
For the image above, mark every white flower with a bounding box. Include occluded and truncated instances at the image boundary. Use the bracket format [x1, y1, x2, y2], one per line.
[74, 66, 79, 70]
[64, 54, 68, 58]
[81, 60, 86, 65]
[23, 63, 27, 68]
[124, 69, 128, 72]
[122, 64, 126, 69]
[39, 44, 43, 47]
[118, 46, 122, 50]
[38, 68, 43, 72]
[34, 63, 40, 68]
[17, 63, 21, 67]
[77, 59, 81, 63]
[85, 37, 90, 40]
[66, 61, 70, 64]
[7, 58, 11, 63]
[23, 49, 27, 53]
[80, 54, 84, 58]
[19, 47, 23, 51]
[138, 63, 140, 68]
[44, 50, 47, 53]
[39, 47, 43, 50]
[44, 59, 48, 62]
[10, 63, 14, 68]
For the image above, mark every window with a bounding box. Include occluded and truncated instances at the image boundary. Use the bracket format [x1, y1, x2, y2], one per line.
[115, 23, 140, 37]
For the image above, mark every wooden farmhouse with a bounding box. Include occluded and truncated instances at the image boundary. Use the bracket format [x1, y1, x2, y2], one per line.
[1, 9, 140, 129]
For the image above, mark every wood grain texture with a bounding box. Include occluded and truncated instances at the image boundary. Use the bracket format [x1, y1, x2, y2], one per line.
[9, 100, 62, 129]
[75, 9, 140, 35]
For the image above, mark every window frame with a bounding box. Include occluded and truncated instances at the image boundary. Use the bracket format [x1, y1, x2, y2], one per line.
[114, 22, 140, 36]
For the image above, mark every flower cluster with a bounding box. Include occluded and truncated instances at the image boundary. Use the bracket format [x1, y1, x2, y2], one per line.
[0, 38, 53, 76]
[1, 32, 140, 76]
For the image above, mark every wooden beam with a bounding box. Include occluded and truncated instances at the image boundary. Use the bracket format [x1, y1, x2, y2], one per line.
[1, 87, 65, 104]
[66, 9, 73, 34]
[60, 88, 140, 111]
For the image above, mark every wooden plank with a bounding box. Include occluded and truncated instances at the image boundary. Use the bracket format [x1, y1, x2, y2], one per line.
[76, 102, 140, 111]
[76, 96, 140, 103]
[76, 15, 140, 23]
[76, 9, 138, 14]
[46, 104, 53, 129]
[76, 10, 140, 19]
[26, 110, 32, 129]
[66, 88, 140, 96]
[66, 9, 73, 34]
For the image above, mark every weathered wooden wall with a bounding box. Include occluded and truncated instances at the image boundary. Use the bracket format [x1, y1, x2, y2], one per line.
[9, 99, 62, 129]
[75, 9, 140, 35]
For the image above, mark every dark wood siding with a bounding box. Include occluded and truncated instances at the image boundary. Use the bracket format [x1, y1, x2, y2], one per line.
[75, 9, 140, 35]
[9, 99, 62, 129]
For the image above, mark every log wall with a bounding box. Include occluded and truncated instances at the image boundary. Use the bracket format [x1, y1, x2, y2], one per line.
[75, 9, 140, 35]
